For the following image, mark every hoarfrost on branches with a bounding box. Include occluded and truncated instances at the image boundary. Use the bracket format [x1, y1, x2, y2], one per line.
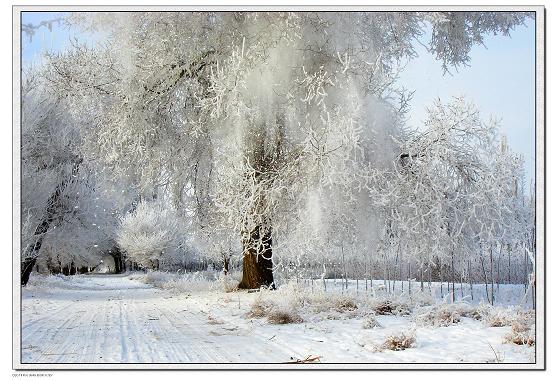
[22, 11, 534, 290]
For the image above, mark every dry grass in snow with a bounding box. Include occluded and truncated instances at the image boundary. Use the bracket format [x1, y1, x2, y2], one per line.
[133, 272, 536, 349]
[380, 330, 417, 351]
[504, 320, 535, 346]
[370, 297, 411, 316]
[414, 302, 477, 327]
[129, 270, 242, 293]
[247, 282, 361, 324]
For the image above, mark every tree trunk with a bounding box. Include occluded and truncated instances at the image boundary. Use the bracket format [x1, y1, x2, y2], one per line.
[238, 224, 274, 289]
[111, 247, 125, 274]
[21, 207, 57, 285]
[489, 246, 495, 305]
[223, 255, 230, 275]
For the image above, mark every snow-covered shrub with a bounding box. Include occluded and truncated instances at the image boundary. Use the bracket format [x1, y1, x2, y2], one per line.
[486, 312, 514, 327]
[370, 296, 411, 316]
[484, 307, 520, 327]
[246, 282, 362, 323]
[247, 287, 303, 324]
[504, 320, 535, 346]
[131, 269, 243, 294]
[267, 309, 304, 325]
[247, 294, 275, 318]
[117, 201, 184, 270]
[465, 303, 493, 321]
[300, 291, 358, 315]
[472, 305, 533, 328]
[129, 271, 216, 293]
[334, 297, 358, 311]
[362, 315, 381, 329]
[414, 302, 476, 327]
[407, 291, 436, 308]
[381, 330, 416, 351]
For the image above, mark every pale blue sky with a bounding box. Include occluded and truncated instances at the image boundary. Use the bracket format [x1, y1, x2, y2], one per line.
[21, 12, 536, 185]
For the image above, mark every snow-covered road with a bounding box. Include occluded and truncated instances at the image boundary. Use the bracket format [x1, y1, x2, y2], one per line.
[21, 274, 301, 363]
[21, 274, 535, 364]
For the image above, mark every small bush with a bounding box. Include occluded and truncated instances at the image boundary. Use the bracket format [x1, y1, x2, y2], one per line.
[415, 303, 474, 327]
[334, 297, 358, 312]
[245, 282, 362, 323]
[371, 298, 410, 316]
[362, 315, 381, 329]
[131, 271, 216, 293]
[302, 292, 358, 316]
[465, 303, 492, 321]
[502, 311, 535, 346]
[267, 310, 303, 324]
[486, 310, 515, 327]
[504, 321, 535, 346]
[247, 295, 274, 318]
[382, 330, 416, 351]
[247, 290, 303, 324]
[479, 306, 534, 328]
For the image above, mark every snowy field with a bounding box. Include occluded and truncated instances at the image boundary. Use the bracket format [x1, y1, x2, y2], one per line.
[21, 273, 535, 364]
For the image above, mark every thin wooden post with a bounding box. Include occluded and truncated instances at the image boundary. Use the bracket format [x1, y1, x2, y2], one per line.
[369, 257, 373, 291]
[408, 262, 411, 296]
[480, 255, 491, 305]
[489, 246, 495, 305]
[459, 258, 464, 300]
[440, 263, 444, 299]
[468, 259, 474, 301]
[507, 244, 512, 284]
[364, 259, 368, 291]
[428, 265, 432, 294]
[451, 252, 456, 303]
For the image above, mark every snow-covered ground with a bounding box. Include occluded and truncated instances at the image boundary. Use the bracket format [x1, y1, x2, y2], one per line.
[21, 273, 535, 364]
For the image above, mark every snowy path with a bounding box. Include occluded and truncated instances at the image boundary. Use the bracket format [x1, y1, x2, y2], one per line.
[21, 274, 534, 364]
[21, 274, 299, 363]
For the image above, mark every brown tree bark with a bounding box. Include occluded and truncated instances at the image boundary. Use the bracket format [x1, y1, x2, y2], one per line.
[236, 118, 284, 290]
[238, 224, 274, 289]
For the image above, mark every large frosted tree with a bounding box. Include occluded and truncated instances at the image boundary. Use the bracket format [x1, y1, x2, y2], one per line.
[20, 70, 133, 285]
[38, 11, 530, 288]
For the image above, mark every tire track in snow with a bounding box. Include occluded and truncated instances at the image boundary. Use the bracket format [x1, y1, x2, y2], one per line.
[22, 274, 302, 363]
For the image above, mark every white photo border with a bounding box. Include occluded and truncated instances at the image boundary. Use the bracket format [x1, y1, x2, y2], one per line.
[12, 4, 546, 370]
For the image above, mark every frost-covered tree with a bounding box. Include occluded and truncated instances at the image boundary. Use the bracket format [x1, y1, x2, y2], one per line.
[369, 97, 534, 298]
[375, 99, 499, 285]
[467, 131, 533, 300]
[39, 11, 530, 289]
[116, 200, 187, 270]
[21, 70, 132, 284]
